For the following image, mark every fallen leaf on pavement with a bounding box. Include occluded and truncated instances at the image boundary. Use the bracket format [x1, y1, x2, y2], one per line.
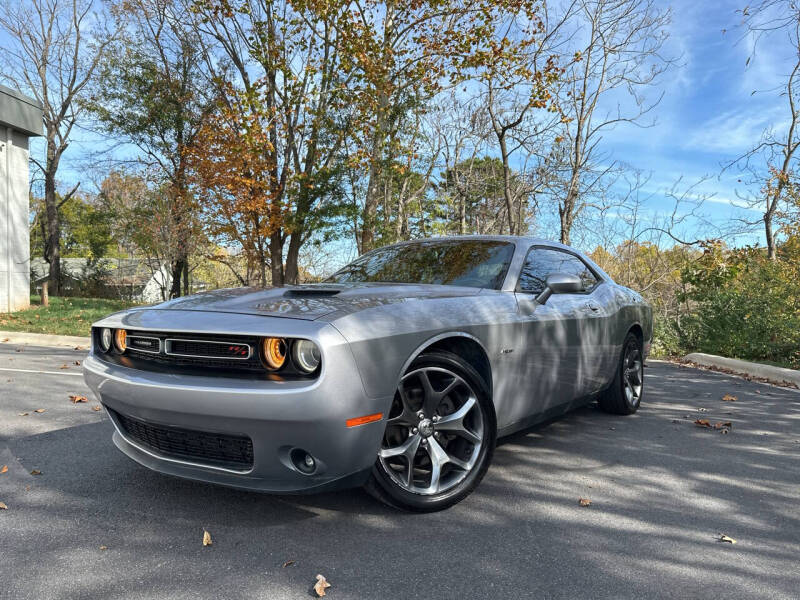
[314, 574, 331, 597]
[74, 346, 84, 351]
[19, 412, 28, 416]
[282, 560, 296, 568]
[697, 407, 708, 412]
[713, 421, 732, 429]
[34, 409, 45, 413]
[0, 502, 7, 510]
[1, 338, 8, 342]
[74, 361, 81, 366]
[694, 419, 712, 428]
[69, 395, 88, 403]
[15, 347, 23, 352]
[99, 545, 108, 551]
[719, 535, 737, 544]
[30, 470, 42, 476]
[0, 465, 7, 474]
[202, 530, 212, 546]
[59, 364, 69, 369]
[92, 405, 102, 411]
[722, 394, 737, 402]
[579, 498, 592, 506]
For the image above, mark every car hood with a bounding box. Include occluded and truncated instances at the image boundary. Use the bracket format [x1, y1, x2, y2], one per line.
[142, 283, 483, 321]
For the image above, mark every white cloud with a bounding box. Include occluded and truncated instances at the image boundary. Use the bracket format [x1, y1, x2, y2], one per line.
[683, 106, 786, 153]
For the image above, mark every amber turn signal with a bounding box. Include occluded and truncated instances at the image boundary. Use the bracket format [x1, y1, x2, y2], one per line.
[114, 329, 127, 353]
[346, 413, 383, 428]
[262, 337, 287, 370]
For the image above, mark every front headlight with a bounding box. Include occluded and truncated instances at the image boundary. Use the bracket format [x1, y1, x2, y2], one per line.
[292, 339, 321, 373]
[99, 328, 112, 352]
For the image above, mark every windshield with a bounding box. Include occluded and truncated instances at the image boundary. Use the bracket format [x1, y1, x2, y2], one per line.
[327, 240, 515, 289]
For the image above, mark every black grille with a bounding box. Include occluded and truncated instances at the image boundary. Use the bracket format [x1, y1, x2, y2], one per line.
[110, 409, 254, 470]
[167, 339, 251, 359]
[105, 330, 266, 374]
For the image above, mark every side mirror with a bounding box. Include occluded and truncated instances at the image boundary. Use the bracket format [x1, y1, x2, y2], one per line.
[536, 273, 583, 304]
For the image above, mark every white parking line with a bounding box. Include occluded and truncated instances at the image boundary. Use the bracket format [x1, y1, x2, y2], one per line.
[0, 367, 83, 377]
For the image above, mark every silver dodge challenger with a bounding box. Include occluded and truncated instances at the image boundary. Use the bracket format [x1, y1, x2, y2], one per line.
[84, 236, 652, 511]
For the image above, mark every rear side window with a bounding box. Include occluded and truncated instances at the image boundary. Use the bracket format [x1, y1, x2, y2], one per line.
[517, 248, 598, 293]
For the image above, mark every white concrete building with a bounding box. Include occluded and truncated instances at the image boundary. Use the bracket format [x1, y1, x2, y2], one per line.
[1, 85, 42, 313]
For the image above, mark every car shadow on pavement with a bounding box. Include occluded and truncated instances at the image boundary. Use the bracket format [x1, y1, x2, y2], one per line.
[2, 362, 799, 599]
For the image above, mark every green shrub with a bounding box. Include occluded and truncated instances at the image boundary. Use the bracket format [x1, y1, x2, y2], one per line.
[681, 241, 800, 368]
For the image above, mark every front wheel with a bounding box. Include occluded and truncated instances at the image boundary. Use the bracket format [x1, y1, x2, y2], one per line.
[365, 351, 496, 512]
[598, 332, 644, 415]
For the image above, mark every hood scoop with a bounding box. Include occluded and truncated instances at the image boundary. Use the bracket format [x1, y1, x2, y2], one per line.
[283, 285, 342, 297]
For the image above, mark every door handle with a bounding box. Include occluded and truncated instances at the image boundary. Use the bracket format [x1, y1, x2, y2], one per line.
[585, 302, 600, 312]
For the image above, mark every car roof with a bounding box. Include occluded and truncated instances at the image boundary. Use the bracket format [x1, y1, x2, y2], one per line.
[387, 234, 581, 253]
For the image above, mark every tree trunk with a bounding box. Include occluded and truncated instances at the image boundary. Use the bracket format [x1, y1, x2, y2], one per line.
[284, 231, 302, 284]
[169, 259, 184, 299]
[458, 191, 466, 234]
[498, 134, 517, 235]
[764, 212, 776, 260]
[560, 173, 580, 246]
[362, 110, 388, 253]
[44, 149, 61, 295]
[269, 235, 284, 287]
[360, 1, 395, 254]
[559, 205, 572, 246]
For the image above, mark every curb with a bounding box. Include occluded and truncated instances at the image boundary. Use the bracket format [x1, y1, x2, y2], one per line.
[0, 330, 90, 349]
[684, 352, 800, 388]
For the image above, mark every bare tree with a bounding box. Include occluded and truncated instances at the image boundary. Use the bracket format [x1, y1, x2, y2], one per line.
[549, 0, 671, 245]
[727, 1, 800, 260]
[0, 0, 116, 295]
[473, 2, 574, 235]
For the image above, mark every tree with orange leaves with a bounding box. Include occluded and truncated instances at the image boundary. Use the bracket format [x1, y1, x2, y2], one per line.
[189, 0, 354, 284]
[188, 89, 283, 287]
[299, 0, 563, 252]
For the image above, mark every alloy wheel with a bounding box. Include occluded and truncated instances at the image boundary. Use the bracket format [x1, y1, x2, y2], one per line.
[622, 344, 643, 406]
[379, 366, 484, 495]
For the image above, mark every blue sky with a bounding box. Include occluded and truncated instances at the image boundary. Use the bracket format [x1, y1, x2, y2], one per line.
[16, 0, 796, 251]
[593, 0, 794, 247]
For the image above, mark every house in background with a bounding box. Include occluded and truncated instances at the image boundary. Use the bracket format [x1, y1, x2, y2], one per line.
[30, 258, 195, 303]
[1, 85, 42, 313]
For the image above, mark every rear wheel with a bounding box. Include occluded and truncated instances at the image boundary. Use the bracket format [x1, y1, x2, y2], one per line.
[598, 332, 644, 415]
[365, 351, 496, 512]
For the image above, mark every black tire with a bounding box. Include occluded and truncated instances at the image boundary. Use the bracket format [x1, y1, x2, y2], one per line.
[598, 332, 644, 415]
[365, 350, 496, 512]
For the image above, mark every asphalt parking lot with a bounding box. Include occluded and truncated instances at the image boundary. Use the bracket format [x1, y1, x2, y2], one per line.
[1, 343, 799, 600]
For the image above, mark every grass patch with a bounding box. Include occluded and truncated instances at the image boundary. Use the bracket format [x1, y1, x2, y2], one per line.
[0, 296, 133, 337]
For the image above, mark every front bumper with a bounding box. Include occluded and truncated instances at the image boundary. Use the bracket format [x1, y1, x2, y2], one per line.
[83, 325, 391, 493]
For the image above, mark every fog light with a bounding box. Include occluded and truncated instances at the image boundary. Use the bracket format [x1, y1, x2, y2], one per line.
[290, 448, 317, 474]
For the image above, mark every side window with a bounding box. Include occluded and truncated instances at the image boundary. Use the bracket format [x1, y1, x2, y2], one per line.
[517, 248, 598, 293]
